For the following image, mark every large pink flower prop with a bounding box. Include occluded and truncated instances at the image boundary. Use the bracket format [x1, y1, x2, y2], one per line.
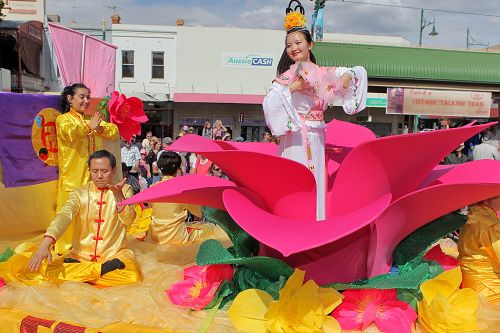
[122, 120, 500, 285]
[166, 264, 234, 310]
[332, 289, 417, 332]
[108, 91, 148, 142]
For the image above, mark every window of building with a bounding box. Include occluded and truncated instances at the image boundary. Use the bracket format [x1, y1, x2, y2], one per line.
[151, 51, 164, 79]
[122, 50, 134, 78]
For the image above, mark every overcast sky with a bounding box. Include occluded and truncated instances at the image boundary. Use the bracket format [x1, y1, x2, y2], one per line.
[46, 0, 500, 49]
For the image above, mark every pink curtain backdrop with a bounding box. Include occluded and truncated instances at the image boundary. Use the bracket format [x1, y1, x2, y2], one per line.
[48, 23, 117, 98]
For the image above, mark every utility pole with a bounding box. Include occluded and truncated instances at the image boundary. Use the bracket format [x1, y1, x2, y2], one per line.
[466, 28, 488, 50]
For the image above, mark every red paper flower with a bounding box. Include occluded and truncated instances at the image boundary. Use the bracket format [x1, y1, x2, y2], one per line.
[423, 244, 458, 270]
[332, 289, 417, 333]
[108, 91, 148, 142]
[166, 264, 234, 310]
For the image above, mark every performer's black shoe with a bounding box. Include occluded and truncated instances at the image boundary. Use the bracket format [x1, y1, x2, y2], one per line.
[63, 258, 81, 263]
[101, 258, 125, 276]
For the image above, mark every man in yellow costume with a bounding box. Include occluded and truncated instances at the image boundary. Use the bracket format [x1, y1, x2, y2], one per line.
[147, 151, 214, 244]
[458, 195, 500, 304]
[56, 83, 119, 254]
[8, 150, 142, 287]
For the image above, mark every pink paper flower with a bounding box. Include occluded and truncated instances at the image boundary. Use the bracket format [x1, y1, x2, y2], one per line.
[108, 91, 148, 142]
[166, 264, 233, 310]
[332, 289, 416, 333]
[298, 61, 320, 87]
[318, 69, 343, 106]
[288, 62, 320, 95]
[423, 244, 458, 271]
[0, 277, 5, 288]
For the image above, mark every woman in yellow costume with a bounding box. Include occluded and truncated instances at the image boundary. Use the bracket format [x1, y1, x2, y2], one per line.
[146, 151, 214, 245]
[458, 195, 500, 304]
[56, 84, 119, 253]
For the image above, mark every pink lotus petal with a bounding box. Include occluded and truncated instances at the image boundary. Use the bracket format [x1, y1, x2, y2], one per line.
[324, 120, 376, 210]
[368, 159, 500, 277]
[331, 122, 495, 218]
[121, 174, 265, 212]
[222, 187, 391, 275]
[168, 135, 317, 221]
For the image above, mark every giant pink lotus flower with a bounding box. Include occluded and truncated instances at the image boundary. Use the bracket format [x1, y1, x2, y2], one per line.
[122, 120, 500, 285]
[108, 91, 148, 142]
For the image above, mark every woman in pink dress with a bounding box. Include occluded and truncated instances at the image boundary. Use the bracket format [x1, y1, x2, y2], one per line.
[263, 1, 367, 220]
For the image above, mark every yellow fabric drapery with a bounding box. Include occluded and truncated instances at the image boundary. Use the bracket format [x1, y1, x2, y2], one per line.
[458, 204, 500, 304]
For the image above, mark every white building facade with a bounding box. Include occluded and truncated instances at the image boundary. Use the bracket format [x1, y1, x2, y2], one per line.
[174, 26, 409, 140]
[112, 24, 177, 139]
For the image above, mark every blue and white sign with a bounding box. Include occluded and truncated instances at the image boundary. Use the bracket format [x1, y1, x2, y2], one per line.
[221, 52, 275, 69]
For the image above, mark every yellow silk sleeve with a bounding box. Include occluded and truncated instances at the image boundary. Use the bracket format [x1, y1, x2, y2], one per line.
[98, 121, 119, 140]
[56, 114, 89, 143]
[45, 190, 81, 240]
[118, 185, 136, 226]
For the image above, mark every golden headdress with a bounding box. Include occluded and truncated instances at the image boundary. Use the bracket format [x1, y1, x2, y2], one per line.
[284, 0, 307, 34]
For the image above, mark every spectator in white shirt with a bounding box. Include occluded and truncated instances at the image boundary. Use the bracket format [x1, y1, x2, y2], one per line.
[121, 140, 141, 171]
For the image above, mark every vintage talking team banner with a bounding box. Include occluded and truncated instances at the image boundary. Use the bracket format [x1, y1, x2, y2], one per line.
[386, 88, 492, 117]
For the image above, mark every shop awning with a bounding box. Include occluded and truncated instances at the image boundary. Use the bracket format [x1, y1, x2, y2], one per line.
[174, 93, 264, 104]
[0, 20, 43, 76]
[314, 42, 500, 92]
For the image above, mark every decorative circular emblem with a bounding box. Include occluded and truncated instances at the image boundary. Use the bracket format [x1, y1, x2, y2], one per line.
[31, 108, 61, 166]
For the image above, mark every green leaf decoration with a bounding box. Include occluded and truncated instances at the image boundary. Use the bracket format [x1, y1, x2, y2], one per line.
[324, 261, 440, 291]
[201, 207, 259, 258]
[204, 279, 231, 310]
[0, 247, 14, 262]
[97, 95, 111, 119]
[397, 288, 422, 312]
[230, 267, 288, 301]
[196, 239, 293, 281]
[393, 212, 466, 267]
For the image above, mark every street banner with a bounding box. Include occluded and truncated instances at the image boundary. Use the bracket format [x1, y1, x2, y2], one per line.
[48, 23, 117, 97]
[386, 87, 492, 117]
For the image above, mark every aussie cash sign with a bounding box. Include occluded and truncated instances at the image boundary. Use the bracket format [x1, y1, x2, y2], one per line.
[221, 53, 274, 68]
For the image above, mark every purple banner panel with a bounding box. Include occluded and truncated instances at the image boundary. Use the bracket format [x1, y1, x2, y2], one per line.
[0, 92, 60, 187]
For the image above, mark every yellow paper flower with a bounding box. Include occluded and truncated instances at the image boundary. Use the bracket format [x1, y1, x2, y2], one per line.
[228, 269, 343, 333]
[418, 267, 479, 333]
[284, 11, 306, 31]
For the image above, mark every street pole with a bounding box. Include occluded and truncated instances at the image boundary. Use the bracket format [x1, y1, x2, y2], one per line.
[418, 9, 424, 47]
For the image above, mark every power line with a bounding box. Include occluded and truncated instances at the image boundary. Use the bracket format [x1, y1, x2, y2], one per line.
[332, 0, 500, 19]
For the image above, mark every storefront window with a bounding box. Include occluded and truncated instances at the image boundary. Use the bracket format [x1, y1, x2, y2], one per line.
[152, 51, 164, 79]
[122, 50, 134, 78]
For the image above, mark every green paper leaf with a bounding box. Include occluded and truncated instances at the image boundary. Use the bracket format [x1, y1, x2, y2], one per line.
[97, 96, 110, 119]
[204, 279, 231, 310]
[393, 212, 466, 267]
[397, 288, 422, 312]
[0, 247, 14, 262]
[324, 262, 433, 291]
[196, 239, 293, 281]
[201, 207, 259, 258]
